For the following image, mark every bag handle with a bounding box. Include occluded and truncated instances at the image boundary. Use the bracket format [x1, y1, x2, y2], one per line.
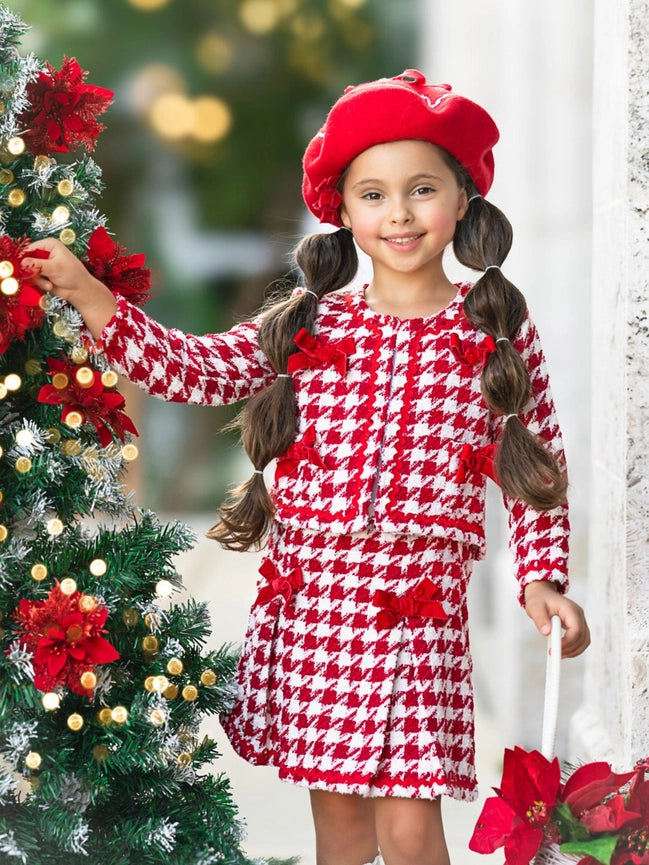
[541, 615, 562, 759]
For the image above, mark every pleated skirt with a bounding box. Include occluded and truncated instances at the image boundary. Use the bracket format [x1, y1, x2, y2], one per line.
[220, 523, 478, 801]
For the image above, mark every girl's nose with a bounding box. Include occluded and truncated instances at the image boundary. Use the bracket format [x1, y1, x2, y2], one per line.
[389, 197, 413, 223]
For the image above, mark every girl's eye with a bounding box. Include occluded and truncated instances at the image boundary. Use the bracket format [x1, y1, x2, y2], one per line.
[413, 185, 435, 196]
[361, 191, 383, 201]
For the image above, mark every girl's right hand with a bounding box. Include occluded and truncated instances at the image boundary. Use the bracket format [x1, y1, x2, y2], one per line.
[22, 237, 118, 339]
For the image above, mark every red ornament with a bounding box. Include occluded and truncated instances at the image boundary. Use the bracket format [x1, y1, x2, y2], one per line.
[15, 583, 119, 696]
[37, 356, 138, 448]
[18, 56, 113, 154]
[0, 235, 48, 353]
[82, 227, 151, 307]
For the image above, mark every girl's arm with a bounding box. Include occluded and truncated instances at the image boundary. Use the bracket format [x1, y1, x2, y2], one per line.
[22, 238, 276, 406]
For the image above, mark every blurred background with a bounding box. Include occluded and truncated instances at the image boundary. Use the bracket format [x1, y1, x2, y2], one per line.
[8, 1, 595, 861]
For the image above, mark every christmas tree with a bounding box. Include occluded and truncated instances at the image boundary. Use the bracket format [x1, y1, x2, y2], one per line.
[0, 8, 265, 863]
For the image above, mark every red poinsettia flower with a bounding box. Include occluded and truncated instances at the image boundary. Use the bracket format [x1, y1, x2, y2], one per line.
[18, 56, 113, 154]
[563, 761, 637, 815]
[0, 235, 49, 353]
[15, 583, 119, 696]
[469, 747, 561, 865]
[82, 227, 151, 306]
[37, 356, 138, 448]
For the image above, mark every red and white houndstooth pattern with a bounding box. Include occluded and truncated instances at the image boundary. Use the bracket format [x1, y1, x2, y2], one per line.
[98, 282, 570, 597]
[95, 281, 570, 798]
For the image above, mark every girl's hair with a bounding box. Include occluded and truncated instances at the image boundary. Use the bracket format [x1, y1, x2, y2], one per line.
[210, 148, 566, 551]
[207, 228, 358, 550]
[444, 151, 568, 510]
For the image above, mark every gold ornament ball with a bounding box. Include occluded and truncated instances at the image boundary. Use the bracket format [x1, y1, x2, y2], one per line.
[200, 669, 217, 687]
[97, 708, 113, 725]
[144, 612, 160, 630]
[31, 563, 48, 582]
[7, 188, 25, 207]
[121, 444, 139, 461]
[5, 373, 21, 391]
[166, 658, 183, 676]
[0, 276, 19, 296]
[15, 429, 33, 447]
[163, 683, 179, 700]
[80, 671, 97, 690]
[0, 525, 8, 542]
[67, 713, 84, 731]
[25, 752, 42, 770]
[70, 345, 89, 364]
[0, 491, 3, 504]
[0, 259, 13, 278]
[0, 383, 7, 400]
[41, 692, 61, 711]
[111, 706, 129, 725]
[101, 370, 118, 388]
[92, 744, 110, 763]
[15, 456, 32, 474]
[144, 676, 156, 692]
[153, 675, 169, 692]
[52, 372, 69, 389]
[57, 178, 75, 196]
[75, 366, 94, 388]
[52, 320, 71, 339]
[7, 136, 25, 155]
[61, 440, 82, 456]
[89, 558, 107, 577]
[59, 578, 77, 595]
[155, 579, 173, 598]
[177, 752, 192, 767]
[149, 708, 166, 726]
[64, 411, 84, 429]
[34, 155, 51, 171]
[46, 427, 61, 443]
[78, 594, 97, 612]
[182, 684, 198, 702]
[59, 228, 76, 246]
[0, 168, 13, 184]
[122, 608, 139, 627]
[142, 635, 159, 653]
[51, 205, 70, 225]
[47, 518, 65, 536]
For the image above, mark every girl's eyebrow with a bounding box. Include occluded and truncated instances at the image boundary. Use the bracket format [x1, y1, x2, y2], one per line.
[351, 172, 444, 190]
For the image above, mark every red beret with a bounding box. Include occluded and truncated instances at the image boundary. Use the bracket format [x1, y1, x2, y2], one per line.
[302, 69, 499, 226]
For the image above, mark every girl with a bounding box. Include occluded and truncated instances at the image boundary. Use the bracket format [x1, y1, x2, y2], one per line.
[24, 70, 589, 865]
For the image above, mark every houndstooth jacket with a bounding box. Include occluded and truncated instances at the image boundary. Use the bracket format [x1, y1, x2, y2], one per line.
[97, 282, 569, 598]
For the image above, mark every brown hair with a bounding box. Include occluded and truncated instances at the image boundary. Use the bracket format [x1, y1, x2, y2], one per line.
[207, 228, 358, 550]
[210, 149, 566, 550]
[446, 153, 567, 510]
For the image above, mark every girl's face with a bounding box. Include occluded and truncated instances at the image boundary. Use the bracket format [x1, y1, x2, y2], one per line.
[339, 139, 468, 284]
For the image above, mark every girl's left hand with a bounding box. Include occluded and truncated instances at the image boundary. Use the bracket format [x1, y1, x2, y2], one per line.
[523, 580, 590, 658]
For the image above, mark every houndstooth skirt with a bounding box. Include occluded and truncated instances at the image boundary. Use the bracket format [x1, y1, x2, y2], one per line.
[220, 523, 478, 801]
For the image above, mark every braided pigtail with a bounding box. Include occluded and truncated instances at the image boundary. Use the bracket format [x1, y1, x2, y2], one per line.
[453, 192, 567, 510]
[208, 228, 358, 550]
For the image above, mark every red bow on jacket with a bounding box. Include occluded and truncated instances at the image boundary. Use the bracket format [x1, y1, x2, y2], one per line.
[254, 559, 304, 611]
[455, 443, 499, 484]
[275, 425, 326, 479]
[373, 577, 448, 630]
[449, 332, 496, 372]
[287, 328, 355, 376]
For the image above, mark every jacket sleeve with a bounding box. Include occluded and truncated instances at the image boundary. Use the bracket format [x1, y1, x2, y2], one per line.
[93, 296, 276, 406]
[498, 314, 570, 604]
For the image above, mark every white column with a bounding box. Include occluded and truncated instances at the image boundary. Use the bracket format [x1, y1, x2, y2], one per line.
[571, 0, 649, 766]
[419, 1, 593, 754]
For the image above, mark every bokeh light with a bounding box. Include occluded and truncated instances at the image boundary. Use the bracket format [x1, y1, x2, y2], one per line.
[238, 0, 280, 35]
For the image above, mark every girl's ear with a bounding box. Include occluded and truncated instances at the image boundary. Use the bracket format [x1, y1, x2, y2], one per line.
[340, 205, 352, 230]
[457, 189, 469, 221]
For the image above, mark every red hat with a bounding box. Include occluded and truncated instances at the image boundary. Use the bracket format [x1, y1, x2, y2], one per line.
[302, 69, 499, 226]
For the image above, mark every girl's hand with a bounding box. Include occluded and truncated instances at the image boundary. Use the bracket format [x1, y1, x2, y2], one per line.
[22, 237, 117, 339]
[524, 580, 590, 658]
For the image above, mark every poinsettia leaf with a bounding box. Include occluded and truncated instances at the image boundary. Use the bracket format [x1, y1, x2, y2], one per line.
[553, 801, 591, 842]
[560, 835, 619, 865]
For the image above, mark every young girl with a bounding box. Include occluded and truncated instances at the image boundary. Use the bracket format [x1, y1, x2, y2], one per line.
[24, 70, 589, 865]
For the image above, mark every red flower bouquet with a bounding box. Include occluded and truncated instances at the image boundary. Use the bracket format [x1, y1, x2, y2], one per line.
[82, 226, 151, 306]
[18, 56, 112, 154]
[469, 750, 649, 865]
[0, 235, 48, 353]
[15, 583, 119, 696]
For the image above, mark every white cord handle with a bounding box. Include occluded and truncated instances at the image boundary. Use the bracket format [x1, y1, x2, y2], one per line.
[541, 615, 562, 759]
